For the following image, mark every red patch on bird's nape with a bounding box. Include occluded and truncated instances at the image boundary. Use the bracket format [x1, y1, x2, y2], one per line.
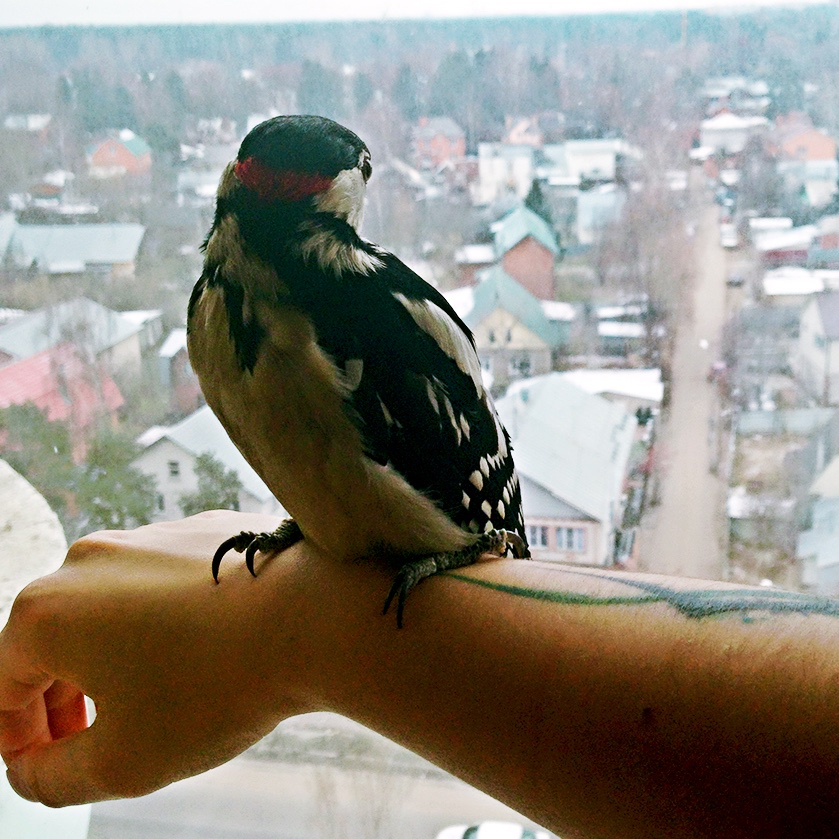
[234, 157, 333, 202]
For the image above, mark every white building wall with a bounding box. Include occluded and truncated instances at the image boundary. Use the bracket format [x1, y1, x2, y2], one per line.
[794, 300, 828, 400]
[133, 439, 277, 521]
[475, 143, 534, 205]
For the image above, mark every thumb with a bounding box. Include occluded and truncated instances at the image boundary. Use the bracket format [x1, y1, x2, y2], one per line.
[5, 727, 107, 807]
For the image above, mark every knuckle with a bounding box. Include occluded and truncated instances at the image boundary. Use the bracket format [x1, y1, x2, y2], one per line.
[7, 577, 54, 624]
[64, 532, 119, 563]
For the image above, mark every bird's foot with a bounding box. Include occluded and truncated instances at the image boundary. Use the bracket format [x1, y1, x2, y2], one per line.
[212, 518, 303, 581]
[382, 528, 524, 628]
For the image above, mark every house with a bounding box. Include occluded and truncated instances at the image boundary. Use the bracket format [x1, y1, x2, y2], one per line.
[133, 405, 285, 522]
[444, 266, 574, 392]
[701, 77, 771, 114]
[773, 115, 838, 208]
[413, 117, 466, 170]
[86, 129, 152, 178]
[491, 204, 559, 300]
[793, 292, 839, 404]
[158, 328, 202, 415]
[495, 374, 637, 566]
[596, 302, 648, 358]
[598, 321, 645, 357]
[699, 111, 768, 154]
[0, 343, 124, 460]
[753, 225, 818, 269]
[0, 297, 158, 377]
[474, 143, 536, 206]
[538, 138, 638, 184]
[576, 184, 627, 246]
[1, 215, 146, 280]
[761, 267, 827, 307]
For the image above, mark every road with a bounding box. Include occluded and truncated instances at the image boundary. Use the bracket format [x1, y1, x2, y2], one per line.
[637, 198, 729, 580]
[88, 750, 548, 839]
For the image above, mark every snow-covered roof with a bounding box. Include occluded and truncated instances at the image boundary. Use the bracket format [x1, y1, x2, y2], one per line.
[762, 266, 825, 297]
[121, 309, 162, 327]
[497, 374, 636, 523]
[753, 225, 818, 253]
[559, 368, 663, 404]
[701, 112, 768, 131]
[454, 243, 496, 265]
[0, 297, 147, 361]
[159, 328, 188, 358]
[541, 300, 577, 322]
[598, 321, 645, 339]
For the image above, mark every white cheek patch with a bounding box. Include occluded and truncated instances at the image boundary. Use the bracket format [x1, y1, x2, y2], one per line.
[393, 294, 483, 392]
[314, 168, 366, 229]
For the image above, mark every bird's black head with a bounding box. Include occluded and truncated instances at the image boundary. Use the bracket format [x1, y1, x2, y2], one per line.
[233, 115, 372, 218]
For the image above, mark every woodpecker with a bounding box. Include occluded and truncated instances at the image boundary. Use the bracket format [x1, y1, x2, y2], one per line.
[187, 115, 529, 626]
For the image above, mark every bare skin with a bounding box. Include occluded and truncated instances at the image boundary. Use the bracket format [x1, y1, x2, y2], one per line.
[1, 511, 839, 838]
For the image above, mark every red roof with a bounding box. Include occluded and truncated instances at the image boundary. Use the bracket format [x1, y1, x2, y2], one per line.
[0, 343, 123, 429]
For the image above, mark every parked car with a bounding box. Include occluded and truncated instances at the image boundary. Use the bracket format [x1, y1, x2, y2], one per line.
[434, 821, 557, 839]
[726, 272, 745, 287]
[719, 223, 739, 249]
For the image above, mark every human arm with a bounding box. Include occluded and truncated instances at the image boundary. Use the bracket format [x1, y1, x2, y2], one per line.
[1, 511, 838, 839]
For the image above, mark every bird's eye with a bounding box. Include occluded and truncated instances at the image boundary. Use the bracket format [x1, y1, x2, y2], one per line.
[361, 157, 372, 183]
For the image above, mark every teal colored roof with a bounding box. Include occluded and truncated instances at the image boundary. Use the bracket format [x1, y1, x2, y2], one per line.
[121, 134, 152, 157]
[467, 265, 562, 347]
[8, 222, 145, 274]
[86, 132, 152, 159]
[0, 297, 144, 361]
[493, 204, 559, 258]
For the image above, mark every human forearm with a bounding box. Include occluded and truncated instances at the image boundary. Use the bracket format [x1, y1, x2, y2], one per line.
[2, 512, 839, 839]
[286, 552, 839, 839]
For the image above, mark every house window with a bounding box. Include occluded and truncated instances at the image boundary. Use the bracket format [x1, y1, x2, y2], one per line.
[509, 353, 532, 377]
[527, 525, 548, 547]
[157, 493, 165, 512]
[557, 527, 586, 552]
[168, 460, 180, 478]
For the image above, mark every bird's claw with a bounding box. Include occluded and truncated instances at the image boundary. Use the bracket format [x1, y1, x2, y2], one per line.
[383, 557, 438, 629]
[382, 529, 525, 627]
[212, 519, 304, 582]
[212, 530, 259, 582]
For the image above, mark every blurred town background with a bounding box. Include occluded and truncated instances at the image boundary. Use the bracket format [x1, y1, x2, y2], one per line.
[2, 6, 839, 837]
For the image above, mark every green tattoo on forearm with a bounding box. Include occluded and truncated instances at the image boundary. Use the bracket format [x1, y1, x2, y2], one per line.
[448, 568, 839, 620]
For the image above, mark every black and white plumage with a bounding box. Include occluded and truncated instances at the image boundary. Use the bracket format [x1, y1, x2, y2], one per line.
[187, 115, 529, 626]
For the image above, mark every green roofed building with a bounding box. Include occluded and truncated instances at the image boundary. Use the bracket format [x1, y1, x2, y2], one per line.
[491, 204, 559, 300]
[445, 265, 576, 394]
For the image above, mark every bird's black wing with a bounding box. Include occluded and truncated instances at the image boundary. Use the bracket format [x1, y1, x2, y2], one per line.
[284, 249, 527, 544]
